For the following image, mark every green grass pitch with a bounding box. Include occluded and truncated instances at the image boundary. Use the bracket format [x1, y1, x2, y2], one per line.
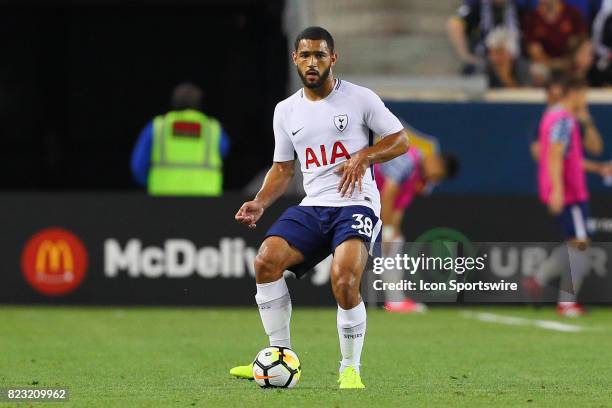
[1, 305, 611, 407]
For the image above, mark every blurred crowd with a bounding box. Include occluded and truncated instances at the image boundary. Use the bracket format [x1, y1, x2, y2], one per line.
[447, 0, 612, 88]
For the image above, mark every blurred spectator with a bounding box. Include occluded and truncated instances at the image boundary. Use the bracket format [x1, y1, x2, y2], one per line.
[131, 83, 230, 196]
[447, 0, 521, 75]
[518, 0, 603, 25]
[523, 0, 588, 84]
[591, 0, 612, 85]
[485, 28, 532, 87]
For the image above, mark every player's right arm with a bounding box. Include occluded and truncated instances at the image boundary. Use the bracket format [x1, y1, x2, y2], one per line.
[235, 161, 295, 228]
[235, 103, 295, 229]
[547, 117, 574, 214]
[548, 142, 564, 215]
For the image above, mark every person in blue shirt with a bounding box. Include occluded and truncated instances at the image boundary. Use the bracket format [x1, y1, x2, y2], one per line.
[130, 83, 230, 189]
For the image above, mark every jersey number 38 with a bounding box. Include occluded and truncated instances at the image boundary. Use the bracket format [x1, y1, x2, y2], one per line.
[351, 214, 373, 237]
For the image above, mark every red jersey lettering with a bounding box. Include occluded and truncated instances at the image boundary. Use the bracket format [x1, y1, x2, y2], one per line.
[320, 145, 328, 165]
[304, 141, 350, 168]
[305, 147, 321, 169]
[330, 141, 350, 164]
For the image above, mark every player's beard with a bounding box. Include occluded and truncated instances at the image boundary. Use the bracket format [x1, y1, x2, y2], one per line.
[298, 65, 331, 89]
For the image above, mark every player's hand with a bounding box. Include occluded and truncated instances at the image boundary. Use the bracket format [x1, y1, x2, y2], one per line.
[548, 190, 564, 215]
[235, 200, 264, 229]
[575, 105, 591, 123]
[599, 163, 612, 178]
[335, 151, 370, 198]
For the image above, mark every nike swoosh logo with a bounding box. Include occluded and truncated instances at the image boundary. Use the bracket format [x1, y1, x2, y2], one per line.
[291, 127, 304, 136]
[254, 374, 279, 380]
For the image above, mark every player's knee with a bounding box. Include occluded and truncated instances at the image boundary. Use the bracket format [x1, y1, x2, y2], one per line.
[332, 269, 360, 306]
[254, 253, 284, 283]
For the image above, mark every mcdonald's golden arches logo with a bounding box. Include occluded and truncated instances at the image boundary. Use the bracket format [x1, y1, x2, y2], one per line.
[21, 228, 88, 296]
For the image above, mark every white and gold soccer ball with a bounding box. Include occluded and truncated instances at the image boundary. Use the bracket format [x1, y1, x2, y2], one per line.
[252, 346, 301, 388]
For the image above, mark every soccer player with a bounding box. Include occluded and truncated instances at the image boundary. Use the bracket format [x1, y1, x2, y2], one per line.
[231, 26, 409, 389]
[375, 146, 459, 313]
[530, 72, 604, 163]
[525, 75, 605, 310]
[535, 77, 612, 316]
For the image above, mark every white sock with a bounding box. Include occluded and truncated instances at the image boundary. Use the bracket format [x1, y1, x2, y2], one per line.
[534, 245, 568, 286]
[337, 301, 366, 374]
[255, 278, 292, 348]
[559, 246, 590, 303]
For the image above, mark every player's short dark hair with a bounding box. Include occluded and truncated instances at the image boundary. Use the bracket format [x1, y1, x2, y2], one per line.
[545, 70, 566, 90]
[171, 82, 203, 110]
[294, 26, 335, 52]
[559, 75, 587, 95]
[441, 153, 459, 179]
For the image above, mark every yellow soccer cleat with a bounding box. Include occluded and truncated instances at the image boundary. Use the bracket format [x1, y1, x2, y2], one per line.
[338, 366, 365, 389]
[229, 363, 254, 380]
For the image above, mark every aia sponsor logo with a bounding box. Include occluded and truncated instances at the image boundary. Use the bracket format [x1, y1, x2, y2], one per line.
[304, 141, 350, 169]
[21, 228, 88, 296]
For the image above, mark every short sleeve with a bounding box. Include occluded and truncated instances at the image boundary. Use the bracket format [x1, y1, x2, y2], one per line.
[362, 89, 404, 138]
[550, 117, 573, 150]
[272, 103, 295, 162]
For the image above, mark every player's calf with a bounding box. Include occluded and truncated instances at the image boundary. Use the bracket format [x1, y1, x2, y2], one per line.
[254, 237, 304, 350]
[332, 239, 368, 377]
[558, 239, 590, 308]
[331, 239, 368, 309]
[331, 272, 362, 310]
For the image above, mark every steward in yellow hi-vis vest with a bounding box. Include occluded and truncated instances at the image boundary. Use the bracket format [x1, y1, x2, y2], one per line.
[130, 83, 230, 196]
[149, 109, 222, 195]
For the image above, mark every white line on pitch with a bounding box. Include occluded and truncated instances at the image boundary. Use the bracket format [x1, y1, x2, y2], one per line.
[462, 312, 584, 333]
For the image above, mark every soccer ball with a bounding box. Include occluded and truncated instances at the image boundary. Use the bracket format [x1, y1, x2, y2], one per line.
[252, 346, 301, 388]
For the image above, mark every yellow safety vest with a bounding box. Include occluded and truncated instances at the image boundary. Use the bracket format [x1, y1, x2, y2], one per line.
[149, 110, 222, 196]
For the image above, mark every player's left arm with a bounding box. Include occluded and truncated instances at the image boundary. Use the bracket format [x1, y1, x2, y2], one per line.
[579, 117, 604, 156]
[583, 159, 612, 177]
[336, 88, 409, 197]
[336, 130, 409, 197]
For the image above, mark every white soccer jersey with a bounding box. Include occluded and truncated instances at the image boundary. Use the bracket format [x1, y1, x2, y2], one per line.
[273, 79, 404, 215]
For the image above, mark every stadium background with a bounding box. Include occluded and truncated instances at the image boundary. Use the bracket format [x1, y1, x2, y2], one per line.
[2, 0, 611, 305]
[3, 1, 612, 406]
